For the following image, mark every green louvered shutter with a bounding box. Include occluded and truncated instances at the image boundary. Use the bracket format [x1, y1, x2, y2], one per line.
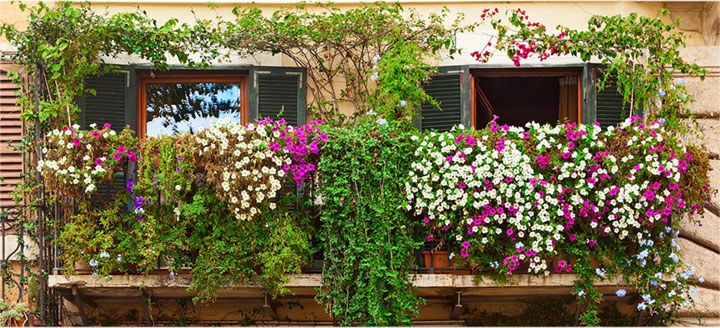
[250, 67, 306, 126]
[419, 66, 471, 132]
[79, 69, 136, 202]
[592, 68, 630, 128]
[250, 67, 307, 211]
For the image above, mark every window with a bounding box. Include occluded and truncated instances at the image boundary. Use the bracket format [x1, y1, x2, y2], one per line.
[471, 69, 582, 128]
[137, 71, 248, 138]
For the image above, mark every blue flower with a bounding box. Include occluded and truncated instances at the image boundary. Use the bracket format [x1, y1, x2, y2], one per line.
[117, 254, 122, 262]
[658, 89, 666, 97]
[100, 251, 109, 258]
[668, 290, 676, 297]
[658, 118, 666, 124]
[637, 302, 647, 311]
[371, 73, 379, 81]
[577, 290, 585, 297]
[615, 289, 627, 297]
[636, 249, 649, 260]
[699, 277, 705, 283]
[596, 268, 606, 277]
[449, 252, 455, 259]
[690, 289, 699, 295]
[650, 280, 659, 286]
[377, 118, 388, 125]
[89, 259, 99, 267]
[366, 110, 377, 117]
[400, 100, 407, 108]
[669, 252, 679, 263]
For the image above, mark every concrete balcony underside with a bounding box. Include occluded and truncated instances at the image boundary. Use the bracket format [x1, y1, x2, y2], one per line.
[50, 273, 628, 300]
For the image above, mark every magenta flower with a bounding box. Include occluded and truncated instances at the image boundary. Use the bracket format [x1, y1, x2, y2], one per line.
[422, 217, 430, 223]
[95, 158, 103, 166]
[460, 249, 469, 258]
[117, 146, 126, 154]
[506, 228, 514, 235]
[91, 131, 101, 138]
[72, 138, 82, 146]
[462, 241, 471, 248]
[104, 123, 112, 129]
[112, 153, 121, 161]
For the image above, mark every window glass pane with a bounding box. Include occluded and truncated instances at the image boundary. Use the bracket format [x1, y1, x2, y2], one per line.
[145, 83, 242, 137]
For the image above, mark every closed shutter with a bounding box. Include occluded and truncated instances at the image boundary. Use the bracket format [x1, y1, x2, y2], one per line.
[251, 67, 306, 126]
[0, 66, 23, 208]
[419, 66, 470, 132]
[250, 67, 307, 211]
[593, 69, 631, 128]
[80, 70, 134, 202]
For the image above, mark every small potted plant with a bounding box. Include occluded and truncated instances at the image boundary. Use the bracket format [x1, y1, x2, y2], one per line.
[0, 301, 30, 327]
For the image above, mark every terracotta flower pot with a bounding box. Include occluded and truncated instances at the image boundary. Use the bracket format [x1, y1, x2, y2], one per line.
[422, 250, 471, 274]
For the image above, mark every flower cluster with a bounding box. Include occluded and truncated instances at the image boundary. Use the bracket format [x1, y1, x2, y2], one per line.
[193, 119, 288, 220]
[406, 116, 712, 315]
[262, 117, 326, 186]
[38, 123, 138, 198]
[193, 118, 325, 220]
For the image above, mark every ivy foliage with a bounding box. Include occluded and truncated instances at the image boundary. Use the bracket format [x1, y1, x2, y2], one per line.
[315, 120, 423, 325]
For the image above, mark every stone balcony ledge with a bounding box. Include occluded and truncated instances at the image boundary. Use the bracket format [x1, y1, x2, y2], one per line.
[49, 273, 628, 300]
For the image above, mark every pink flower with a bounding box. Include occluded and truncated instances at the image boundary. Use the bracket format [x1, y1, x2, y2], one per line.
[117, 146, 126, 154]
[423, 217, 430, 223]
[95, 158, 103, 166]
[91, 131, 101, 138]
[72, 138, 82, 146]
[460, 249, 469, 258]
[462, 241, 471, 248]
[506, 228, 514, 235]
[557, 260, 567, 267]
[104, 123, 112, 129]
[112, 153, 121, 161]
[569, 234, 576, 242]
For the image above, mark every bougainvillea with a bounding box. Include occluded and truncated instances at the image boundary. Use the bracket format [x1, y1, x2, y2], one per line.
[37, 123, 138, 198]
[406, 116, 712, 324]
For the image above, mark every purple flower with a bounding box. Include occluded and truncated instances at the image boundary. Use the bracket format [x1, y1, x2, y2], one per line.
[615, 289, 627, 297]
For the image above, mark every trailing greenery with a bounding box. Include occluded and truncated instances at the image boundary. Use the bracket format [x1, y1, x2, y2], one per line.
[314, 120, 423, 325]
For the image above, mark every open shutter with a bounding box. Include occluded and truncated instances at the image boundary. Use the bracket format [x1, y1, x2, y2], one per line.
[0, 65, 23, 208]
[249, 67, 307, 211]
[588, 66, 630, 128]
[419, 66, 471, 132]
[79, 68, 136, 202]
[250, 67, 306, 126]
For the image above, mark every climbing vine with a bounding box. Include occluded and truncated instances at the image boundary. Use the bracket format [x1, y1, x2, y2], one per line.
[473, 8, 707, 135]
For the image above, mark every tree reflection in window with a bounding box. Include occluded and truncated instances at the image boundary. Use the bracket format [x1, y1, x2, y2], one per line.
[145, 83, 242, 137]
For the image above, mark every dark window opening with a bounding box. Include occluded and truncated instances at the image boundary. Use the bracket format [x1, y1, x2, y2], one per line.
[472, 70, 581, 129]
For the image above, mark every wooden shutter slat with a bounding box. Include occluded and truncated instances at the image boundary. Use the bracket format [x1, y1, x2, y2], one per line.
[257, 73, 299, 126]
[0, 65, 24, 209]
[594, 71, 630, 128]
[421, 74, 463, 132]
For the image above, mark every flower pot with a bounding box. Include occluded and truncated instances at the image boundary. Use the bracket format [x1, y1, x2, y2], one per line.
[7, 317, 28, 327]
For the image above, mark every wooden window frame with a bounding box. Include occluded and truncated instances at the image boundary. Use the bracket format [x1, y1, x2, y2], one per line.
[136, 71, 249, 138]
[469, 68, 583, 128]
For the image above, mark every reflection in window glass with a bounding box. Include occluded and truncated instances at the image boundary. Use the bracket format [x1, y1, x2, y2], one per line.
[146, 83, 242, 137]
